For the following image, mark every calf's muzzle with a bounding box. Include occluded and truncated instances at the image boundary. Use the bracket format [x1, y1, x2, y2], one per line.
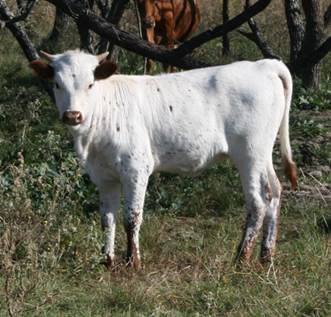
[62, 111, 83, 126]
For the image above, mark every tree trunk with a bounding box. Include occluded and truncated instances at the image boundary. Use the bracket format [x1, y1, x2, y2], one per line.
[284, 0, 304, 65]
[285, 0, 327, 88]
[222, 0, 230, 55]
[76, 18, 94, 53]
[298, 0, 324, 88]
[48, 7, 69, 45]
[97, 0, 130, 55]
[76, 0, 95, 52]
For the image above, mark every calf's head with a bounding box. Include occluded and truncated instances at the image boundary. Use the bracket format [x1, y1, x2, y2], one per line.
[30, 50, 117, 127]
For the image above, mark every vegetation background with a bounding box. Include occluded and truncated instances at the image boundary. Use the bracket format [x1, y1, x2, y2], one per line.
[0, 0, 330, 316]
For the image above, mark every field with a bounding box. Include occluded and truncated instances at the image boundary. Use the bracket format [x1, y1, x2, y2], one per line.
[0, 1, 331, 316]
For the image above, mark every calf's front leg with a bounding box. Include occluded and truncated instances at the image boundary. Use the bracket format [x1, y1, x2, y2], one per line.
[122, 175, 149, 270]
[99, 183, 121, 268]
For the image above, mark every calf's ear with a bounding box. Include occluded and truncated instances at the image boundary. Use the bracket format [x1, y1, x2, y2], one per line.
[29, 60, 54, 80]
[94, 60, 117, 81]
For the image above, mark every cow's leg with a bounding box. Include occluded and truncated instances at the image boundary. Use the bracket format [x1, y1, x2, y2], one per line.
[260, 162, 282, 263]
[235, 159, 270, 263]
[122, 176, 149, 270]
[99, 182, 121, 268]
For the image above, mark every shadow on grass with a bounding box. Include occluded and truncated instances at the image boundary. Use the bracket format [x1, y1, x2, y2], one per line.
[317, 216, 331, 234]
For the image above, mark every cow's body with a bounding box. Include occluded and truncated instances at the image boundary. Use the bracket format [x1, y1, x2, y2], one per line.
[80, 63, 282, 178]
[30, 51, 297, 269]
[136, 0, 201, 72]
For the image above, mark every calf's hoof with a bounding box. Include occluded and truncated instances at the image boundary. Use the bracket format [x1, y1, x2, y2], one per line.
[235, 244, 254, 266]
[101, 254, 115, 270]
[260, 247, 274, 264]
[126, 256, 141, 270]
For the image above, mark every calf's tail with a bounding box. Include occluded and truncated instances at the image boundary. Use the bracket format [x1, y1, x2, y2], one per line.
[277, 62, 297, 190]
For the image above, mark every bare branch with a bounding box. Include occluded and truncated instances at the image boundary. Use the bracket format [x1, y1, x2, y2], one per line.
[96, 0, 129, 54]
[301, 0, 324, 53]
[295, 36, 331, 67]
[48, 7, 70, 44]
[1, 0, 36, 26]
[0, 1, 54, 97]
[238, 0, 279, 59]
[0, 0, 38, 61]
[75, 0, 94, 52]
[174, 0, 272, 57]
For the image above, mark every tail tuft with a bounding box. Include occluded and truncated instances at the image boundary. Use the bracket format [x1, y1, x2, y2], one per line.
[283, 156, 298, 190]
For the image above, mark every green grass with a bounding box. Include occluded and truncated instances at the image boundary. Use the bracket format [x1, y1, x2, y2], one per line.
[0, 198, 330, 316]
[1, 1, 331, 315]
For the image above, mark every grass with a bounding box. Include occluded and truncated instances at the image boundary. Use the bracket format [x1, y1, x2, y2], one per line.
[0, 198, 330, 316]
[0, 1, 331, 316]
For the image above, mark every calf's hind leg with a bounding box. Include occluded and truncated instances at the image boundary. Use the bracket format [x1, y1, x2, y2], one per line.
[122, 175, 149, 270]
[260, 163, 282, 263]
[235, 160, 270, 263]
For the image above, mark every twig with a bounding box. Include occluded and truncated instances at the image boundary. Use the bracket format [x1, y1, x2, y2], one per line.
[238, 0, 280, 59]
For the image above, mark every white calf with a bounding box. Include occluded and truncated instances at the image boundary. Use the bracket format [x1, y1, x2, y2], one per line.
[30, 50, 297, 269]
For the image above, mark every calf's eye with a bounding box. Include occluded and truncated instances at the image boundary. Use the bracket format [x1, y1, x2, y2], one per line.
[88, 83, 94, 89]
[55, 82, 60, 89]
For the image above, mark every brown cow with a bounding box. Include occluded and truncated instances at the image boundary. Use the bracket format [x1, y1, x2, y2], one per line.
[135, 0, 201, 72]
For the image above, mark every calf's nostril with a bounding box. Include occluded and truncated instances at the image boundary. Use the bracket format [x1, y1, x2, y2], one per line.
[62, 111, 83, 126]
[76, 112, 82, 122]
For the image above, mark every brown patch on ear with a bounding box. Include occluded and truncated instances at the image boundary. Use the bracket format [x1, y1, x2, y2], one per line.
[29, 60, 54, 80]
[94, 60, 117, 81]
